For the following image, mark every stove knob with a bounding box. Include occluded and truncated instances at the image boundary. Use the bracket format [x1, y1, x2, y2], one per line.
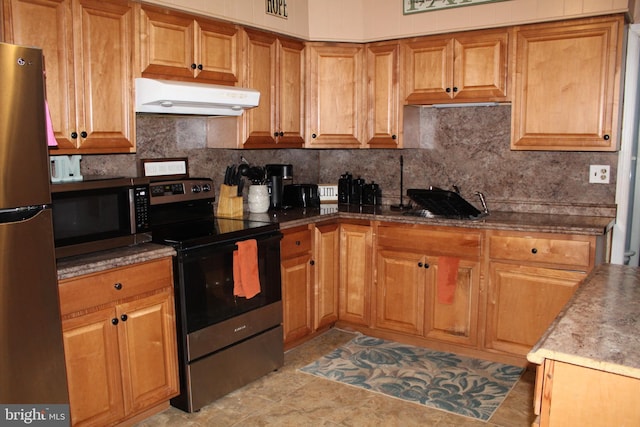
[192, 184, 202, 193]
[202, 183, 212, 192]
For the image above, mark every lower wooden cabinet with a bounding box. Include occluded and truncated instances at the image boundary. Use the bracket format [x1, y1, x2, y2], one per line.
[374, 223, 480, 346]
[280, 225, 314, 345]
[485, 263, 585, 355]
[58, 257, 179, 426]
[338, 222, 373, 326]
[281, 222, 341, 347]
[485, 230, 596, 357]
[314, 222, 340, 330]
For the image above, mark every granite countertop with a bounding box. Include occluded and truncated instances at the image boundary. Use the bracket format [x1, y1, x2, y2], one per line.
[245, 205, 614, 236]
[527, 264, 640, 379]
[56, 243, 176, 280]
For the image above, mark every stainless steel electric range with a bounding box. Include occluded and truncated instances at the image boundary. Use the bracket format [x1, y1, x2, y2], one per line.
[148, 178, 284, 413]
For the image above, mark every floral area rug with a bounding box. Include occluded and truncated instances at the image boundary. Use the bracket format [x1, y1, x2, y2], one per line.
[299, 334, 524, 421]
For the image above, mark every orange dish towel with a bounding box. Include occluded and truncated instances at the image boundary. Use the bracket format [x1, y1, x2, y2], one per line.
[437, 256, 460, 305]
[233, 239, 261, 299]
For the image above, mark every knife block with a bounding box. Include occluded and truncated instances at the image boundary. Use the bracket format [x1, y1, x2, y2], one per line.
[216, 184, 243, 217]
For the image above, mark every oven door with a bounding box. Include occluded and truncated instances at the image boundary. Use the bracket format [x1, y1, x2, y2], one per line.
[175, 230, 283, 336]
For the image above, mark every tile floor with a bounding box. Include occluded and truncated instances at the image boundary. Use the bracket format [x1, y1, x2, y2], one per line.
[136, 328, 536, 426]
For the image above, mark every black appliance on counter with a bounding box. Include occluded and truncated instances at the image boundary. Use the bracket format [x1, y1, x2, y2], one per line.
[282, 183, 320, 208]
[148, 178, 283, 413]
[265, 164, 293, 209]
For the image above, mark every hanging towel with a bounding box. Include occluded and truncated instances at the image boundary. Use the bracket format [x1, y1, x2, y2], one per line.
[45, 100, 57, 147]
[233, 239, 261, 299]
[437, 256, 460, 305]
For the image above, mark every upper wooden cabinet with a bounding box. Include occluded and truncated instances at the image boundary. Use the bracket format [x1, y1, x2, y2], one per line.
[240, 28, 305, 148]
[3, 0, 135, 153]
[402, 28, 509, 105]
[139, 4, 239, 84]
[366, 40, 402, 148]
[306, 42, 366, 148]
[510, 15, 624, 151]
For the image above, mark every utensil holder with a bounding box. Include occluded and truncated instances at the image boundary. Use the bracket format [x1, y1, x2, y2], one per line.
[216, 184, 243, 217]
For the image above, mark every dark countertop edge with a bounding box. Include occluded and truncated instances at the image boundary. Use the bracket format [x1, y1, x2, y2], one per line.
[275, 210, 615, 236]
[57, 243, 176, 281]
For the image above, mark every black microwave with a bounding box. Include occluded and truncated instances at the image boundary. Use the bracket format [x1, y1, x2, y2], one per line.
[51, 177, 152, 259]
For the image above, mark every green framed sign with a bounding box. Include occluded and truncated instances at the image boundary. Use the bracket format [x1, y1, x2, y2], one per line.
[404, 0, 509, 15]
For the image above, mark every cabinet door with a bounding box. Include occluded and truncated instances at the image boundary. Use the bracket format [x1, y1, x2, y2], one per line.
[424, 257, 480, 346]
[3, 0, 77, 149]
[306, 43, 366, 148]
[453, 30, 508, 101]
[511, 16, 623, 151]
[62, 307, 124, 427]
[281, 253, 313, 344]
[375, 249, 426, 335]
[367, 41, 401, 148]
[241, 31, 304, 148]
[117, 290, 179, 415]
[276, 37, 305, 146]
[403, 35, 453, 103]
[139, 5, 196, 80]
[485, 262, 585, 355]
[339, 223, 372, 325]
[314, 223, 339, 330]
[195, 17, 238, 83]
[242, 29, 277, 147]
[71, 0, 134, 153]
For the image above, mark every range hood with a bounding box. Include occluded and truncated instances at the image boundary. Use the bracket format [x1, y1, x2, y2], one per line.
[135, 78, 260, 116]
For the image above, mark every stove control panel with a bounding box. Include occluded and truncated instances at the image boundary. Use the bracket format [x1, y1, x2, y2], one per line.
[149, 179, 214, 205]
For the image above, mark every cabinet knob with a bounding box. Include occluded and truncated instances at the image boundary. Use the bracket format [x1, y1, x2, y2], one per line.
[274, 132, 279, 137]
[446, 87, 451, 93]
[295, 240, 301, 246]
[279, 131, 284, 137]
[604, 134, 610, 141]
[111, 318, 119, 325]
[198, 64, 203, 70]
[70, 132, 78, 139]
[453, 87, 458, 93]
[312, 133, 317, 139]
[120, 314, 128, 322]
[531, 248, 538, 254]
[80, 131, 87, 138]
[392, 134, 397, 140]
[418, 262, 423, 268]
[114, 282, 123, 290]
[310, 260, 315, 266]
[191, 63, 197, 69]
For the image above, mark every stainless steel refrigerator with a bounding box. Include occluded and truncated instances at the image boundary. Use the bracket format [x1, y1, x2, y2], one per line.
[0, 42, 69, 404]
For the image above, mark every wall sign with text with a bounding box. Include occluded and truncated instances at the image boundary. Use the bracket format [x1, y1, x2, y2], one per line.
[404, 0, 509, 15]
[266, 0, 288, 19]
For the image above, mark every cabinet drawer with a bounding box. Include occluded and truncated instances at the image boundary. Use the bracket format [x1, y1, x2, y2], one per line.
[59, 257, 173, 316]
[281, 227, 312, 258]
[489, 235, 591, 268]
[377, 224, 481, 258]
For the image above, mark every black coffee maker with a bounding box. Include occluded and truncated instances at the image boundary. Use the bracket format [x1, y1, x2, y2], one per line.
[265, 164, 293, 209]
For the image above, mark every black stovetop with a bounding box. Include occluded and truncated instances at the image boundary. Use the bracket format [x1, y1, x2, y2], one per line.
[151, 216, 279, 249]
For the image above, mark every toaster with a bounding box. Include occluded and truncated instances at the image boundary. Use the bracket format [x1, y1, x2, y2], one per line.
[282, 184, 321, 208]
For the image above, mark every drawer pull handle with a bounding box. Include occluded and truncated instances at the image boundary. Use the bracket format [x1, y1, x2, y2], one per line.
[111, 318, 118, 326]
[114, 283, 123, 290]
[531, 248, 538, 254]
[120, 314, 128, 322]
[295, 240, 301, 246]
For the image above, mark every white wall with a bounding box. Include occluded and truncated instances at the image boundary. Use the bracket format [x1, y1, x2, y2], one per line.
[143, 0, 632, 41]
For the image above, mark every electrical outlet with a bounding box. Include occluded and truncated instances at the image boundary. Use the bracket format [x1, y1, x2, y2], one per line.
[589, 165, 610, 184]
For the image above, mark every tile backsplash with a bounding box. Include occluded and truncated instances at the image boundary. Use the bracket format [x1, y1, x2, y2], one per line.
[79, 105, 617, 216]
